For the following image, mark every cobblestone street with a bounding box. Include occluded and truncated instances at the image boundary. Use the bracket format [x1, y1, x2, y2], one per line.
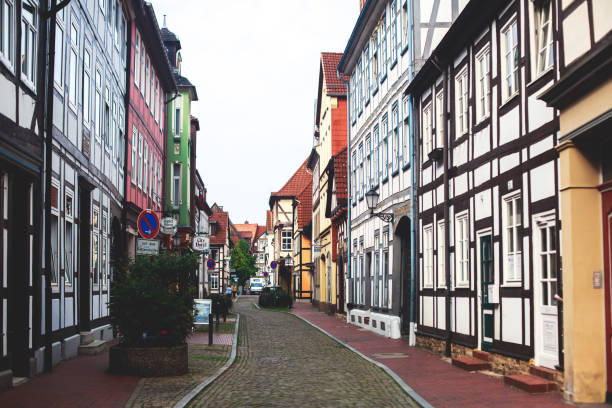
[189, 297, 418, 407]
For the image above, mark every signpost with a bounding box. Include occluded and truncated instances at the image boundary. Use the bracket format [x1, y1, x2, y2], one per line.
[160, 217, 178, 235]
[136, 238, 160, 256]
[137, 210, 160, 239]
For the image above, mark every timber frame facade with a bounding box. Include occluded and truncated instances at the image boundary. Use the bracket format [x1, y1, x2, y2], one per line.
[409, 0, 563, 372]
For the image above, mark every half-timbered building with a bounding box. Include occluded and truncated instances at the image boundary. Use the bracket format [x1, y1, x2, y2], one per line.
[0, 0, 45, 381]
[409, 0, 563, 378]
[338, 0, 462, 340]
[45, 0, 128, 369]
[209, 203, 230, 295]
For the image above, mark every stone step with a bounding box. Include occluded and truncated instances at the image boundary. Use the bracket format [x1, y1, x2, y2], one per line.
[80, 331, 96, 346]
[451, 356, 490, 371]
[472, 350, 490, 361]
[529, 365, 557, 381]
[504, 374, 556, 393]
[78, 339, 108, 356]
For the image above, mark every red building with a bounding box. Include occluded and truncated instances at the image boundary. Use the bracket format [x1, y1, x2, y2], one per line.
[124, 1, 176, 256]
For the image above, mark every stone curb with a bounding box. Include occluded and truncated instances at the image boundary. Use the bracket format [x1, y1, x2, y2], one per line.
[253, 303, 261, 309]
[291, 312, 434, 408]
[173, 314, 240, 408]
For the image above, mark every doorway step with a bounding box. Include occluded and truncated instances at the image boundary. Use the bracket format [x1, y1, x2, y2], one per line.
[504, 366, 557, 393]
[451, 350, 491, 371]
[78, 331, 108, 356]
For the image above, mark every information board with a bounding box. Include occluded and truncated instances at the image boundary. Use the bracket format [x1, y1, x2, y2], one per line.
[194, 299, 212, 325]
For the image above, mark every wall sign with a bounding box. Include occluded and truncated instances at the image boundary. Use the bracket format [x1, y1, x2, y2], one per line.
[136, 238, 160, 256]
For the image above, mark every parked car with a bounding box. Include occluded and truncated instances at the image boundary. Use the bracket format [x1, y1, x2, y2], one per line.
[248, 277, 265, 295]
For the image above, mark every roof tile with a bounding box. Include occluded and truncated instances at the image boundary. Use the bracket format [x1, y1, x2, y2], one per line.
[321, 52, 348, 96]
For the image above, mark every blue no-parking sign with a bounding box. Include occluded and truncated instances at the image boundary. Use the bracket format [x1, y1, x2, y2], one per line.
[138, 210, 159, 240]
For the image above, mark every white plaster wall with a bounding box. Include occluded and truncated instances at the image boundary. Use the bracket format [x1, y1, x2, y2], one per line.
[499, 106, 520, 146]
[0, 76, 16, 121]
[530, 161, 556, 202]
[502, 297, 523, 344]
[563, 3, 591, 65]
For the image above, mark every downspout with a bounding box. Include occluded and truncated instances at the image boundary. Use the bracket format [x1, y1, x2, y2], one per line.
[121, 13, 133, 258]
[337, 69, 350, 315]
[441, 64, 451, 358]
[408, 0, 417, 347]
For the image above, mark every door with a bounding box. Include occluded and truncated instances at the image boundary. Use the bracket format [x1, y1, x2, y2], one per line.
[602, 190, 612, 393]
[480, 235, 494, 351]
[534, 217, 559, 369]
[79, 186, 91, 331]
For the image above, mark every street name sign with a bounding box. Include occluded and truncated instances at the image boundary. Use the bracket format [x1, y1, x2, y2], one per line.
[138, 210, 160, 239]
[136, 238, 160, 256]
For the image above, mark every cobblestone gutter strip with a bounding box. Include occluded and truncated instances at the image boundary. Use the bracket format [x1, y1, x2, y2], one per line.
[173, 314, 240, 408]
[292, 313, 434, 408]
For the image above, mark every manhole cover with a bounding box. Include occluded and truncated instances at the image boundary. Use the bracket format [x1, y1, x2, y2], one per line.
[256, 356, 288, 361]
[371, 353, 410, 359]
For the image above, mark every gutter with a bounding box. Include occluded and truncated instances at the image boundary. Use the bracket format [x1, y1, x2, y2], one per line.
[408, 0, 417, 347]
[338, 0, 373, 73]
[337, 69, 351, 313]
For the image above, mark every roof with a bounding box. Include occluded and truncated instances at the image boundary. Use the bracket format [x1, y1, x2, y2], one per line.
[229, 221, 242, 247]
[321, 52, 348, 95]
[296, 180, 313, 229]
[234, 223, 259, 245]
[160, 27, 179, 44]
[266, 210, 273, 231]
[209, 210, 228, 245]
[269, 157, 311, 207]
[176, 74, 198, 101]
[255, 225, 267, 240]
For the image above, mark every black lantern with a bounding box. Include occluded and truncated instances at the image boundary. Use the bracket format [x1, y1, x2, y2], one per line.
[366, 188, 394, 223]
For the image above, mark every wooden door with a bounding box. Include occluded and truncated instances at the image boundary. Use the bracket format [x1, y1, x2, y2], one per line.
[602, 190, 612, 393]
[480, 236, 494, 351]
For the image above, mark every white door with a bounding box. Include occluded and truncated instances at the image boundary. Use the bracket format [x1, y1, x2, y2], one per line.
[534, 216, 559, 369]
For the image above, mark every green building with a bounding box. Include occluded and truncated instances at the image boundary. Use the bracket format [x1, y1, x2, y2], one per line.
[161, 24, 198, 242]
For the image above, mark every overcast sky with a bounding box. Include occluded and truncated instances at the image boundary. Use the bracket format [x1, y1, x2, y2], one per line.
[148, 0, 359, 226]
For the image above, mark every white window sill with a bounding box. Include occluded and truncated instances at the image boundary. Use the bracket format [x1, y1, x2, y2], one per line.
[0, 55, 14, 74]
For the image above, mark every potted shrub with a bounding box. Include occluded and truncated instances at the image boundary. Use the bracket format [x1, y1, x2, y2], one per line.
[108, 253, 198, 376]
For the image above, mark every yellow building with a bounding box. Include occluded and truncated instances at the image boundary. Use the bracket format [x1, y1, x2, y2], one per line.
[307, 52, 348, 313]
[540, 0, 612, 403]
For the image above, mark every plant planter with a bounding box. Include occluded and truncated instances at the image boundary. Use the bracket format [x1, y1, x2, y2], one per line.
[108, 344, 188, 377]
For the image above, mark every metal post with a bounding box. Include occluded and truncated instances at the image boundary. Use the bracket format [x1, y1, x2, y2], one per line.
[208, 313, 213, 346]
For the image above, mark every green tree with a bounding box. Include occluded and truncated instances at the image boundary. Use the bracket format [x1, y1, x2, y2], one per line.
[230, 240, 257, 286]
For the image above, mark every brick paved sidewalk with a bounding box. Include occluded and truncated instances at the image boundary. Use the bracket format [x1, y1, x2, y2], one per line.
[292, 302, 570, 408]
[0, 329, 234, 407]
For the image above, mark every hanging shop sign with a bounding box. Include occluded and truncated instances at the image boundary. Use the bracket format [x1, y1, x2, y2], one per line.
[160, 217, 178, 235]
[192, 234, 209, 252]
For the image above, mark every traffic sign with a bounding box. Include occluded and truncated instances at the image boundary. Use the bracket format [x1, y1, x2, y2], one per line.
[206, 258, 216, 269]
[270, 261, 278, 270]
[138, 210, 160, 239]
[263, 271, 269, 278]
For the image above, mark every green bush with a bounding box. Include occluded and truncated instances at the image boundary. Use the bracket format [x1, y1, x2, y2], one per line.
[258, 288, 293, 308]
[205, 293, 233, 314]
[109, 253, 198, 347]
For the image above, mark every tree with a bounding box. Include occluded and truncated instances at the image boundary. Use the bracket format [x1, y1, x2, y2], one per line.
[230, 240, 257, 286]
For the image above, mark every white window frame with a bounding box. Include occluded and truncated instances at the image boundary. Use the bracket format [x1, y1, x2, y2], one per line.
[131, 126, 137, 184]
[358, 143, 363, 197]
[53, 9, 64, 90]
[455, 212, 469, 287]
[68, 21, 78, 110]
[503, 192, 523, 284]
[435, 91, 444, 148]
[94, 69, 102, 140]
[137, 132, 142, 188]
[437, 220, 445, 287]
[82, 45, 91, 126]
[423, 225, 433, 288]
[455, 68, 468, 137]
[533, 0, 553, 76]
[143, 142, 148, 194]
[64, 190, 74, 287]
[422, 103, 432, 159]
[134, 31, 140, 88]
[172, 162, 181, 207]
[0, 0, 15, 70]
[382, 115, 388, 179]
[475, 46, 490, 122]
[501, 17, 519, 101]
[392, 103, 399, 172]
[281, 230, 292, 251]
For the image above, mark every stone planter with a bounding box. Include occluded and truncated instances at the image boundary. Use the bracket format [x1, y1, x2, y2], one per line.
[108, 344, 188, 377]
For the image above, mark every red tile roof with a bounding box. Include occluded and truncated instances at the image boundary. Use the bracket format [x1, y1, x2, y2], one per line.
[255, 225, 267, 240]
[269, 157, 311, 207]
[210, 210, 228, 245]
[297, 180, 313, 229]
[234, 223, 260, 246]
[321, 52, 348, 96]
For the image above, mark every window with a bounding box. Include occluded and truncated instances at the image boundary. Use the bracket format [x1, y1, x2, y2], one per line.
[210, 274, 219, 290]
[281, 230, 292, 251]
[534, 1, 553, 75]
[383, 230, 389, 307]
[357, 58, 362, 112]
[475, 47, 490, 121]
[455, 213, 469, 287]
[68, 23, 78, 107]
[350, 73, 355, 120]
[390, 0, 397, 63]
[143, 142, 148, 194]
[120, 14, 126, 64]
[119, 107, 125, 167]
[423, 225, 433, 287]
[92, 207, 99, 285]
[174, 101, 181, 138]
[504, 194, 522, 282]
[83, 47, 91, 125]
[50, 212, 59, 285]
[358, 143, 363, 197]
[154, 79, 159, 123]
[455, 69, 468, 136]
[54, 14, 64, 89]
[422, 103, 432, 159]
[364, 45, 370, 101]
[95, 70, 102, 139]
[131, 127, 137, 183]
[1, 0, 14, 66]
[381, 12, 387, 78]
[134, 31, 140, 87]
[501, 18, 519, 100]
[173, 163, 181, 207]
[382, 115, 388, 179]
[392, 103, 399, 171]
[538, 222, 557, 306]
[437, 221, 445, 287]
[435, 92, 444, 148]
[351, 151, 356, 202]
[402, 97, 409, 165]
[140, 37, 144, 94]
[365, 135, 371, 189]
[374, 232, 380, 307]
[114, 0, 119, 48]
[401, 0, 408, 49]
[65, 194, 74, 286]
[373, 125, 379, 185]
[137, 132, 142, 187]
[371, 33, 378, 85]
[104, 86, 110, 147]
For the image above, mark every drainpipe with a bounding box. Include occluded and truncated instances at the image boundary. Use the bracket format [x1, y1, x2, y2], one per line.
[442, 65, 451, 358]
[408, 0, 417, 347]
[337, 69, 350, 315]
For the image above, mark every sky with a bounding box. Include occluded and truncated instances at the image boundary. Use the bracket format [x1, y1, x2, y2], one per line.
[148, 0, 359, 226]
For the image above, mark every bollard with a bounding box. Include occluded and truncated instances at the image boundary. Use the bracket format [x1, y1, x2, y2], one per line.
[208, 313, 213, 346]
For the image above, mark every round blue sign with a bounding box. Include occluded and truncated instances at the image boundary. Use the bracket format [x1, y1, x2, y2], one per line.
[270, 261, 278, 270]
[263, 271, 269, 278]
[207, 258, 216, 269]
[138, 210, 159, 239]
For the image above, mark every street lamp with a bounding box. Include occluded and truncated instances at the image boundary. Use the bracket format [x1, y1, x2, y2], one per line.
[172, 231, 182, 248]
[284, 255, 293, 266]
[365, 188, 394, 223]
